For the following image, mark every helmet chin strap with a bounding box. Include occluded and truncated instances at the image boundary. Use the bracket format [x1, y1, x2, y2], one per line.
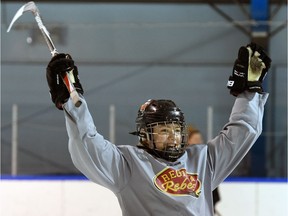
[137, 139, 185, 162]
[150, 141, 184, 162]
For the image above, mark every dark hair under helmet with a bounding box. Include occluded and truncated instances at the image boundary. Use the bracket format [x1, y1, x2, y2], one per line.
[131, 99, 187, 162]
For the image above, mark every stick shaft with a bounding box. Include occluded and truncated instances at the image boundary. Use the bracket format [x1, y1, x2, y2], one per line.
[34, 12, 81, 107]
[35, 13, 58, 56]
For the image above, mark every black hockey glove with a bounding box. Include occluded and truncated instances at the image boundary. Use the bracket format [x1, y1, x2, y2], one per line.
[46, 53, 84, 110]
[227, 42, 271, 96]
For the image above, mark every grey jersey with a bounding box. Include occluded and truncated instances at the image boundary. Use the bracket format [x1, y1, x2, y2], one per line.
[63, 92, 268, 216]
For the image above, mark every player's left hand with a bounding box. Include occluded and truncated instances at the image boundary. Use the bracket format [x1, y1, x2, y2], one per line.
[46, 53, 84, 110]
[227, 42, 271, 96]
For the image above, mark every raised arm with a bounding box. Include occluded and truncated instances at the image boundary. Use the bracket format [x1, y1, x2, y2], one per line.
[46, 54, 131, 192]
[209, 42, 271, 187]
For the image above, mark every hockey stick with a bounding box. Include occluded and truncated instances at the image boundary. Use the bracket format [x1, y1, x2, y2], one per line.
[7, 1, 82, 107]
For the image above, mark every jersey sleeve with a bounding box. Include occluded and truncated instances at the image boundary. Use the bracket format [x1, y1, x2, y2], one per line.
[208, 92, 268, 188]
[63, 96, 131, 193]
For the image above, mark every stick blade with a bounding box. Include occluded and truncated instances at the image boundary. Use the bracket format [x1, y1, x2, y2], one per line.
[7, 1, 37, 32]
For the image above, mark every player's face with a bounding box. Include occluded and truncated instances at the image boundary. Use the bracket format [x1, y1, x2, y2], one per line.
[152, 123, 182, 151]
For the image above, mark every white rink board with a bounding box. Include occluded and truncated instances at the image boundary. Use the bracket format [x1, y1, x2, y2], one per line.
[0, 179, 121, 216]
[216, 181, 288, 216]
[1, 178, 287, 216]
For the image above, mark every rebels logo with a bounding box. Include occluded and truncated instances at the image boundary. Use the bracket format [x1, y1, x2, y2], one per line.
[153, 167, 201, 197]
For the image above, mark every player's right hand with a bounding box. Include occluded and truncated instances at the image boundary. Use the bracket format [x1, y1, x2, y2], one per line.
[227, 42, 271, 96]
[46, 53, 84, 110]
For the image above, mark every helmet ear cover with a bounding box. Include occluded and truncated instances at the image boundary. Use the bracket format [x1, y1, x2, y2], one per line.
[138, 127, 152, 147]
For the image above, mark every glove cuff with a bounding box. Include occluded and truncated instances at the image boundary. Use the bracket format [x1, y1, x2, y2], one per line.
[247, 81, 263, 93]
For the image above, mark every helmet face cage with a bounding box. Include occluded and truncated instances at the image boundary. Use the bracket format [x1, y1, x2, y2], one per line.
[143, 121, 188, 161]
[135, 99, 188, 162]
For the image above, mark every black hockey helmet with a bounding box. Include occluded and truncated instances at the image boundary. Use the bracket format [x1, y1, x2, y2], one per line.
[131, 99, 187, 162]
